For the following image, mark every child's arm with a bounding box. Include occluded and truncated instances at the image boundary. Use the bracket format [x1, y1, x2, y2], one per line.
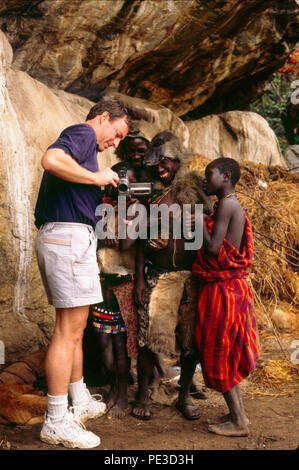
[202, 199, 233, 257]
[118, 199, 140, 251]
[134, 240, 147, 306]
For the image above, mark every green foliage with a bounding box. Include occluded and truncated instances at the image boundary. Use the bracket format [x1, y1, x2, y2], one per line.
[249, 73, 295, 152]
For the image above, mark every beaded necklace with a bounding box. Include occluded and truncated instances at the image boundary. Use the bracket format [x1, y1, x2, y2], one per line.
[148, 185, 172, 206]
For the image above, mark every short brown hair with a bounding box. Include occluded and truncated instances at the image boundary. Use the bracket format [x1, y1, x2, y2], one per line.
[86, 98, 132, 130]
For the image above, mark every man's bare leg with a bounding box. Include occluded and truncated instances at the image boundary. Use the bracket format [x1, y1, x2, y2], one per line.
[45, 306, 89, 396]
[208, 384, 249, 436]
[132, 347, 155, 419]
[176, 353, 201, 420]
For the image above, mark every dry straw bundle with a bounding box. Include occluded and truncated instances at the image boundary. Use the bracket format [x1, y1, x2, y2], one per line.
[248, 358, 299, 396]
[236, 162, 298, 310]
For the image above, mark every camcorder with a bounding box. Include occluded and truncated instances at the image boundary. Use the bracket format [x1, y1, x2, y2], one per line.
[117, 166, 154, 198]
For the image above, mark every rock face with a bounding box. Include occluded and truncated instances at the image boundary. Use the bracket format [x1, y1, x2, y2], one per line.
[0, 0, 297, 117]
[0, 31, 93, 362]
[0, 30, 288, 362]
[186, 111, 286, 167]
[284, 145, 299, 173]
[271, 308, 298, 332]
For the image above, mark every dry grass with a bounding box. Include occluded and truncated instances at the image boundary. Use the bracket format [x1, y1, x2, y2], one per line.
[248, 359, 299, 397]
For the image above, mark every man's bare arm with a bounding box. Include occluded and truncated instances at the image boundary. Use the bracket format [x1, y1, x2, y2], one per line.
[42, 148, 119, 187]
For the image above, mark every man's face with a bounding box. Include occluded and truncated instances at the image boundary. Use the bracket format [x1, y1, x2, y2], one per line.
[97, 114, 129, 151]
[125, 138, 148, 168]
[158, 157, 180, 184]
[203, 164, 224, 195]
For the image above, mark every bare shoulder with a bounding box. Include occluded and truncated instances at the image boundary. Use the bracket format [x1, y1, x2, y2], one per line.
[217, 197, 245, 228]
[219, 195, 243, 211]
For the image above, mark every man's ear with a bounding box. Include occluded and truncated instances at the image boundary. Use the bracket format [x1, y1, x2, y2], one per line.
[98, 111, 110, 124]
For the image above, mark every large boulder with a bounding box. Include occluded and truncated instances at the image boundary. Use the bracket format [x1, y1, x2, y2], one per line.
[186, 111, 287, 167]
[284, 145, 299, 173]
[0, 31, 92, 362]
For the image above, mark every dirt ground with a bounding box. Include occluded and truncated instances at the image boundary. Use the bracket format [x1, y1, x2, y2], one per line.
[0, 334, 298, 452]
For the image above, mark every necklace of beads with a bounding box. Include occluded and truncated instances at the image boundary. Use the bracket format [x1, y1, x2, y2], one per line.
[148, 185, 172, 206]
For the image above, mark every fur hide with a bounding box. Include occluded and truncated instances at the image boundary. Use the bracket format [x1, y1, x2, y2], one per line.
[0, 384, 47, 425]
[97, 204, 136, 275]
[97, 246, 135, 275]
[172, 170, 213, 215]
[147, 270, 197, 357]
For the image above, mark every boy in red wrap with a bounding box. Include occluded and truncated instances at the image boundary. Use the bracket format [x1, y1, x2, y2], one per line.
[192, 157, 260, 437]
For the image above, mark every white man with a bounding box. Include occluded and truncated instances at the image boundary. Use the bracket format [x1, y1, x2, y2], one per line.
[34, 98, 130, 448]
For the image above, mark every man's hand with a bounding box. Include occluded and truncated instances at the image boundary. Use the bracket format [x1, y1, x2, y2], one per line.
[93, 168, 119, 187]
[99, 237, 119, 248]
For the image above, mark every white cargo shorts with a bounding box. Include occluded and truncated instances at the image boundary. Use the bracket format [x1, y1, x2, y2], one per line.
[36, 222, 103, 308]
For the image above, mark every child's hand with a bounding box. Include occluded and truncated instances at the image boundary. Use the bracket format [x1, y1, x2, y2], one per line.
[99, 237, 119, 248]
[126, 196, 138, 207]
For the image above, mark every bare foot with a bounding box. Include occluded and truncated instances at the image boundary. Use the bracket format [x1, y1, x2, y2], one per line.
[106, 387, 118, 411]
[190, 383, 209, 400]
[207, 414, 250, 425]
[175, 400, 201, 420]
[208, 420, 249, 437]
[108, 403, 131, 419]
[132, 400, 152, 420]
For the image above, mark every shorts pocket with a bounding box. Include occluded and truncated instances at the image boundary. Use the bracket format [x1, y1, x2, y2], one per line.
[72, 261, 100, 298]
[42, 237, 72, 247]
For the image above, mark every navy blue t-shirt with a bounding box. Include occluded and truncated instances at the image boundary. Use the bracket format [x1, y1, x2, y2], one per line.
[34, 124, 102, 229]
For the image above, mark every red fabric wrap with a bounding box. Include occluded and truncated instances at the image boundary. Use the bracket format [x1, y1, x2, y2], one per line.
[192, 212, 260, 392]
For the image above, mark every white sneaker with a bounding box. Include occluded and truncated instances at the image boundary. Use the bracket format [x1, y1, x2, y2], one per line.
[71, 388, 107, 423]
[40, 411, 101, 449]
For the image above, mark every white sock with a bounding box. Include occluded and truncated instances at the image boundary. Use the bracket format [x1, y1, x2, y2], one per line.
[47, 394, 68, 422]
[68, 377, 89, 406]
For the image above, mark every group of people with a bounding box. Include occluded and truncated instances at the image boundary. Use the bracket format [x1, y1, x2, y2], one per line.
[34, 96, 260, 449]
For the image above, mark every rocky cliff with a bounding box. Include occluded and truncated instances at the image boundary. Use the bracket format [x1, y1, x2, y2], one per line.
[0, 0, 298, 117]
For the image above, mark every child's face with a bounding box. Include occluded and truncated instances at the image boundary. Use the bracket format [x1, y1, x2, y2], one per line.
[203, 164, 225, 195]
[125, 138, 149, 168]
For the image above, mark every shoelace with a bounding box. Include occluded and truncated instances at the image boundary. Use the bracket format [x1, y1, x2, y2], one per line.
[68, 410, 89, 430]
[84, 384, 103, 401]
[84, 388, 104, 403]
